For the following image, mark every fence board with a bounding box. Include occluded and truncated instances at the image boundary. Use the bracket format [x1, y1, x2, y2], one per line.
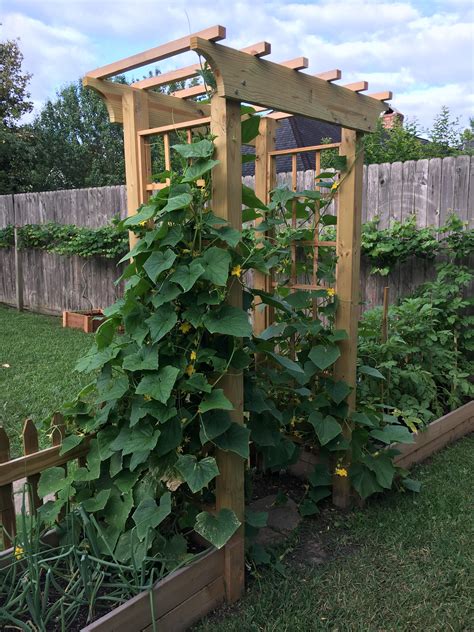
[366, 164, 379, 221]
[453, 155, 470, 223]
[468, 157, 474, 229]
[414, 159, 429, 225]
[388, 161, 403, 223]
[440, 156, 455, 225]
[0, 155, 473, 314]
[426, 158, 442, 228]
[0, 194, 14, 227]
[377, 163, 390, 228]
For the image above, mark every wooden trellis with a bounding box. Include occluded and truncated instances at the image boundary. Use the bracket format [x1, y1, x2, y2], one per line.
[83, 24, 391, 605]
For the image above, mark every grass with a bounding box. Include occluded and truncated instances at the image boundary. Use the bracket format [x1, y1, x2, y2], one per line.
[198, 436, 474, 632]
[0, 306, 93, 456]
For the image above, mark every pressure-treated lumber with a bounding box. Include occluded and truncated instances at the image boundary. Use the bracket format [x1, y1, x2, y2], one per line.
[210, 94, 245, 603]
[132, 41, 271, 90]
[86, 25, 226, 79]
[315, 69, 342, 82]
[393, 401, 474, 469]
[122, 89, 150, 248]
[83, 548, 224, 631]
[0, 439, 90, 488]
[332, 128, 364, 508]
[143, 577, 225, 632]
[172, 56, 309, 100]
[190, 38, 386, 132]
[368, 91, 393, 101]
[253, 117, 277, 335]
[344, 81, 369, 92]
[83, 77, 210, 127]
[268, 143, 340, 156]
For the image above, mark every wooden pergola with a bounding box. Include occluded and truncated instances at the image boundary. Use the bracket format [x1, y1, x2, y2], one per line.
[84, 25, 391, 603]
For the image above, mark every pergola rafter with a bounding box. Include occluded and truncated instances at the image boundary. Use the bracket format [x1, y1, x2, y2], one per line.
[84, 24, 393, 605]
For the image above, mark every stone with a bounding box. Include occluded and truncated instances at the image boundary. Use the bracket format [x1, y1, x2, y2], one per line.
[247, 493, 302, 547]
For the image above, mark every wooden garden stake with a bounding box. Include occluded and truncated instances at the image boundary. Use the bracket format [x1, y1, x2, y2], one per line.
[381, 286, 389, 343]
[22, 419, 42, 512]
[210, 95, 245, 603]
[14, 226, 23, 312]
[333, 128, 364, 509]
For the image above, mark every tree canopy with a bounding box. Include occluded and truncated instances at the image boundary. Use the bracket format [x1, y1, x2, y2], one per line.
[1, 36, 472, 194]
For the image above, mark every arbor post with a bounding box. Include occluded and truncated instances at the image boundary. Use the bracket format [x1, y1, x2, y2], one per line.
[333, 128, 364, 508]
[210, 95, 245, 603]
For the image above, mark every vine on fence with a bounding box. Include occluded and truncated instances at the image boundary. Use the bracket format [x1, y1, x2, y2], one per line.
[0, 222, 128, 258]
[1, 213, 471, 274]
[35, 122, 417, 566]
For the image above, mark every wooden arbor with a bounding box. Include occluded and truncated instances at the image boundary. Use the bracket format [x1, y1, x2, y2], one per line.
[84, 25, 391, 603]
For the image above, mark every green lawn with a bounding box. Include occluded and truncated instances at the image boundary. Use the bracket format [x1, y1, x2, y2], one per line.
[199, 437, 474, 632]
[0, 306, 93, 456]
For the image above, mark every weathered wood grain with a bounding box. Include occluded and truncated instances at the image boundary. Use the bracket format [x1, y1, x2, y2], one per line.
[0, 156, 472, 314]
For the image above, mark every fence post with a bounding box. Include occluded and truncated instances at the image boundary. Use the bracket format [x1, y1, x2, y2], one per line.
[0, 428, 16, 549]
[14, 226, 24, 311]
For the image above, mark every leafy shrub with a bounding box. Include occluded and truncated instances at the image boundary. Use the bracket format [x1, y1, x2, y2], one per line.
[0, 222, 128, 258]
[358, 262, 474, 425]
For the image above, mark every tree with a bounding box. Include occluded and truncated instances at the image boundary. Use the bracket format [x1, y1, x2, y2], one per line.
[423, 106, 464, 158]
[362, 106, 472, 165]
[0, 38, 32, 125]
[0, 38, 35, 194]
[460, 117, 474, 152]
[363, 118, 424, 165]
[29, 80, 125, 190]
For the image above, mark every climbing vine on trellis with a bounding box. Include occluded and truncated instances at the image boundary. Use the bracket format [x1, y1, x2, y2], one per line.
[38, 123, 416, 565]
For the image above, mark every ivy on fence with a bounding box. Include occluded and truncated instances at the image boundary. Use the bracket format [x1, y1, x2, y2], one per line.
[0, 222, 128, 259]
[1, 213, 471, 274]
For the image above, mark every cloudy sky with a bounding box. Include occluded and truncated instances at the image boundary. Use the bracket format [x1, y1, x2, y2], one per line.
[2, 0, 474, 129]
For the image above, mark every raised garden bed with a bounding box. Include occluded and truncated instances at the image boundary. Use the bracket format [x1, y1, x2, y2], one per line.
[82, 547, 226, 632]
[392, 400, 474, 469]
[62, 310, 105, 333]
[290, 400, 474, 479]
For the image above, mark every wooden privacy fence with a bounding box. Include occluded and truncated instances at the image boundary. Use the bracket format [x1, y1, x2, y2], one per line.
[0, 155, 473, 315]
[0, 414, 89, 550]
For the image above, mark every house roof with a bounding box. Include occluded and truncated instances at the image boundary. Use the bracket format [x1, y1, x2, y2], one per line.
[243, 116, 342, 176]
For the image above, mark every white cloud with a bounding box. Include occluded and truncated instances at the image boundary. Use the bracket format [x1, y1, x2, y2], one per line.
[2, 0, 473, 126]
[2, 12, 97, 116]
